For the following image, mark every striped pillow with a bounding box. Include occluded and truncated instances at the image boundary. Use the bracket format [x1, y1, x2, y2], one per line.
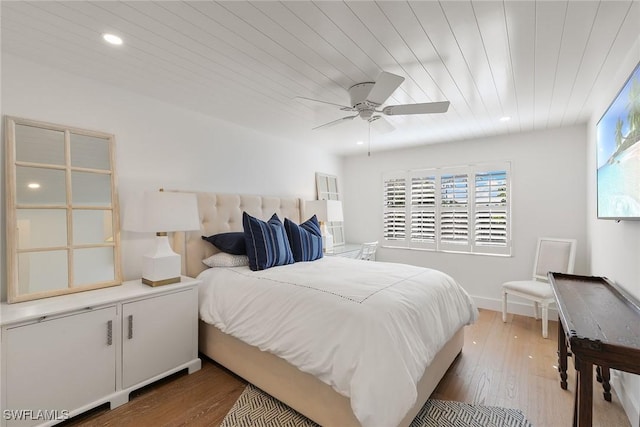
[284, 215, 323, 262]
[243, 212, 294, 271]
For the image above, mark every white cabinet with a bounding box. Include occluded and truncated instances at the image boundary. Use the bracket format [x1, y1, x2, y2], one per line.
[122, 289, 196, 388]
[0, 278, 201, 427]
[4, 307, 117, 426]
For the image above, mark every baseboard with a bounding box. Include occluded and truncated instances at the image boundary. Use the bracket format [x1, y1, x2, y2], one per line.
[471, 295, 559, 320]
[611, 371, 640, 427]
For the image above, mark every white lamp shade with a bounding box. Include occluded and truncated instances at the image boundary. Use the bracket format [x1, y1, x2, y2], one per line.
[305, 200, 344, 222]
[123, 191, 200, 233]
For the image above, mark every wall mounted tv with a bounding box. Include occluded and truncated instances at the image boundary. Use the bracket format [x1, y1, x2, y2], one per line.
[596, 61, 640, 220]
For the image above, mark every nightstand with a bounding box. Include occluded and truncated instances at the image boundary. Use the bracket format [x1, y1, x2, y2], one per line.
[0, 277, 201, 427]
[326, 243, 362, 259]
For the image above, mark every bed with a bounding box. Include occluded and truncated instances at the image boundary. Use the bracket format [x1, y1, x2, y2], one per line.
[171, 192, 477, 427]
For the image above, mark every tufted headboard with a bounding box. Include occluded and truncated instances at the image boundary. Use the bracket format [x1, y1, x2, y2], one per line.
[170, 192, 303, 278]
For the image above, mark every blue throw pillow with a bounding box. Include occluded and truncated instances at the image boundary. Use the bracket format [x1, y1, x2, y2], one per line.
[201, 232, 246, 255]
[243, 212, 294, 271]
[284, 215, 323, 262]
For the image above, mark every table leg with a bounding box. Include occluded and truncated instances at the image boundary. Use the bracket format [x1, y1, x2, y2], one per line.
[558, 319, 568, 390]
[573, 372, 578, 427]
[601, 365, 612, 402]
[576, 357, 593, 427]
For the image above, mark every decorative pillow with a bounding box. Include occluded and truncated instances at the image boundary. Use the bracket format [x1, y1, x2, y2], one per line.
[201, 232, 246, 255]
[243, 212, 294, 271]
[202, 252, 249, 268]
[284, 215, 323, 262]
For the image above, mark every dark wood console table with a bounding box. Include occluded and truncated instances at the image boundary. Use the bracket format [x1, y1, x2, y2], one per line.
[549, 273, 640, 427]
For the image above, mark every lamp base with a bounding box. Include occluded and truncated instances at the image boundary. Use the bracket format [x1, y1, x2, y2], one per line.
[142, 235, 182, 287]
[142, 276, 181, 287]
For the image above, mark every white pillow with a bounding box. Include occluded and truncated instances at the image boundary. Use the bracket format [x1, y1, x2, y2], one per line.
[202, 252, 250, 268]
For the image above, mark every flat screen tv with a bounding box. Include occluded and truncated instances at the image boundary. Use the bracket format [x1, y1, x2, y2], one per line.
[596, 61, 640, 220]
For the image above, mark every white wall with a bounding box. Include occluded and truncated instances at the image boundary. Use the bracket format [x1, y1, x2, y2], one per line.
[587, 38, 640, 427]
[0, 54, 341, 300]
[342, 125, 588, 315]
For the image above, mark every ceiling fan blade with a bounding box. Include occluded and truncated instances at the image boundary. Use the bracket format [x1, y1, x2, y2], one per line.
[365, 71, 405, 106]
[312, 115, 358, 130]
[369, 116, 395, 134]
[382, 101, 450, 116]
[295, 96, 353, 110]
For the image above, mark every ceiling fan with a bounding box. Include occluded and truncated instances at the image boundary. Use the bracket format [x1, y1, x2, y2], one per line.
[297, 71, 450, 132]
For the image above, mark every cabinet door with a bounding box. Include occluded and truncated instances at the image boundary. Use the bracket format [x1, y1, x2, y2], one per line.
[122, 288, 196, 389]
[4, 307, 117, 426]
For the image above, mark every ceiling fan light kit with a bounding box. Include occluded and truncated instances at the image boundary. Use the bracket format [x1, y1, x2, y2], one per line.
[301, 71, 450, 131]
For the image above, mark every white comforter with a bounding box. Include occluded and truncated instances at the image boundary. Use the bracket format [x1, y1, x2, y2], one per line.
[198, 256, 477, 427]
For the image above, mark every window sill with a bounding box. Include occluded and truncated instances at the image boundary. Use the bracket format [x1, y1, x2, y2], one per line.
[381, 245, 512, 258]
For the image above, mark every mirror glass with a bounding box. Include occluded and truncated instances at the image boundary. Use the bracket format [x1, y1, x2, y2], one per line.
[74, 247, 115, 285]
[17, 209, 67, 249]
[73, 210, 113, 245]
[317, 175, 329, 196]
[15, 124, 65, 165]
[16, 166, 67, 205]
[72, 172, 112, 206]
[330, 226, 344, 245]
[6, 116, 121, 303]
[71, 134, 111, 170]
[18, 251, 69, 294]
[328, 177, 338, 198]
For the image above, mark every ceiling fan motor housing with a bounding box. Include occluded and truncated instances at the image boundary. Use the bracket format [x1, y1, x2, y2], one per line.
[349, 82, 377, 119]
[349, 82, 377, 107]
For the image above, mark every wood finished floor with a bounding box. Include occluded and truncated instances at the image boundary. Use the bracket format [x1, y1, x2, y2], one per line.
[61, 309, 631, 427]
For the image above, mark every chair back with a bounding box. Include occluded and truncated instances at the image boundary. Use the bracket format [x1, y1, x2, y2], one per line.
[357, 241, 378, 261]
[533, 237, 577, 281]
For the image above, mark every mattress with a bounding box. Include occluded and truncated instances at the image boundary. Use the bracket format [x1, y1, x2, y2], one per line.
[198, 256, 478, 427]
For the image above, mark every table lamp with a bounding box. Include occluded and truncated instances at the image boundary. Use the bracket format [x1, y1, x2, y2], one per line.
[124, 190, 200, 286]
[305, 200, 343, 253]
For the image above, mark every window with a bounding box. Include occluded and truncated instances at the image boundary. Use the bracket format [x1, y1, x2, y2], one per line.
[382, 163, 511, 256]
[474, 170, 509, 254]
[440, 173, 470, 251]
[409, 172, 436, 249]
[383, 173, 406, 241]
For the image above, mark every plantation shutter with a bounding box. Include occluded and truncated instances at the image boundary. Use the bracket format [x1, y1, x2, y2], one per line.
[381, 162, 511, 256]
[439, 172, 471, 252]
[409, 172, 436, 249]
[382, 172, 408, 246]
[473, 168, 510, 255]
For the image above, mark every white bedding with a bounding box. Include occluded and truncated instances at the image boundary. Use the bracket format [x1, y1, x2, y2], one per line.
[198, 256, 478, 427]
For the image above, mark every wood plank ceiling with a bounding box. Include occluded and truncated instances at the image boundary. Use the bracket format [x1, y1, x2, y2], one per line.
[2, 1, 639, 155]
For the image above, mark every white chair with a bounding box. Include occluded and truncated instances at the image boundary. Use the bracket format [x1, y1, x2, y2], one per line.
[356, 242, 378, 261]
[502, 237, 577, 338]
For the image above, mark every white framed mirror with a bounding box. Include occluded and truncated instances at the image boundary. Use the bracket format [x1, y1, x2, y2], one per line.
[315, 172, 345, 246]
[5, 116, 122, 303]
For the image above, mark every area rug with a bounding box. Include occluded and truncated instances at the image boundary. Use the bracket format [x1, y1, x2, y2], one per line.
[220, 384, 533, 427]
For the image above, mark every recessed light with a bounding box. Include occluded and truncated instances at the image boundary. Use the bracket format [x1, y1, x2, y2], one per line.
[103, 33, 123, 46]
[356, 140, 364, 145]
[499, 116, 511, 122]
[27, 182, 40, 189]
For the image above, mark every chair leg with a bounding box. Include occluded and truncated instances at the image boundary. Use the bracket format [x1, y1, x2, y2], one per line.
[533, 301, 539, 320]
[502, 291, 507, 322]
[542, 303, 549, 339]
